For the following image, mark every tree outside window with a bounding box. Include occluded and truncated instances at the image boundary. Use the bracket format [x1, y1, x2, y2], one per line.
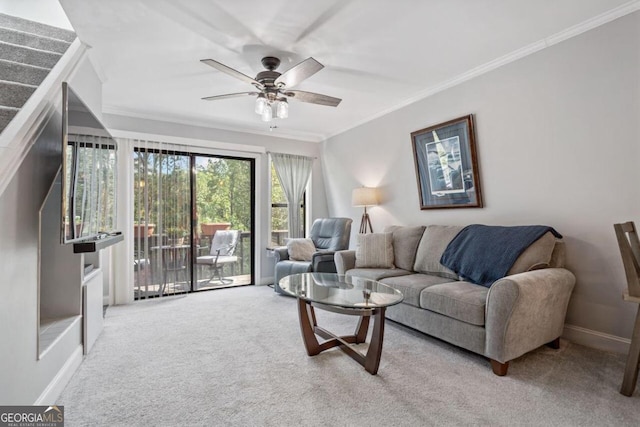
[270, 162, 305, 246]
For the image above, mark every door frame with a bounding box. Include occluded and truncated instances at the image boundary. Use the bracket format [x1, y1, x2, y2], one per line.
[190, 152, 255, 291]
[127, 142, 258, 304]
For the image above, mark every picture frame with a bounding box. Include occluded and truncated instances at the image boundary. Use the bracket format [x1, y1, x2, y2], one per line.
[410, 114, 483, 209]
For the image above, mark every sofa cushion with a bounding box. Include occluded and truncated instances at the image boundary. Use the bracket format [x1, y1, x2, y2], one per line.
[355, 232, 394, 268]
[420, 281, 488, 326]
[380, 274, 451, 307]
[287, 238, 316, 261]
[549, 240, 565, 268]
[346, 268, 412, 281]
[384, 225, 426, 271]
[413, 225, 464, 280]
[507, 231, 556, 275]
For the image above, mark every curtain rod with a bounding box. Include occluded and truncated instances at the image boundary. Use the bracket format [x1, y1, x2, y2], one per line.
[267, 151, 318, 160]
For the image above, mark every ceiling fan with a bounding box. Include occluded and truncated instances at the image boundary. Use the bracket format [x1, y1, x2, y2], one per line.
[200, 56, 342, 122]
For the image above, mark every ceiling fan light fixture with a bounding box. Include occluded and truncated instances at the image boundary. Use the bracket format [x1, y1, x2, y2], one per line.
[200, 56, 342, 123]
[255, 94, 267, 114]
[261, 104, 273, 122]
[276, 98, 289, 119]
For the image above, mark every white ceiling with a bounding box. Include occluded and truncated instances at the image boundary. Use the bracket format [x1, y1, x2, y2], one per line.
[58, 0, 636, 142]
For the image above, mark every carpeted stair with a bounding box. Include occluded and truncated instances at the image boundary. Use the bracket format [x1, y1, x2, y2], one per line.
[0, 13, 75, 133]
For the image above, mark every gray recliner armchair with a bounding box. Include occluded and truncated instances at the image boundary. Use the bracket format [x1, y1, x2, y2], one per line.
[273, 217, 352, 294]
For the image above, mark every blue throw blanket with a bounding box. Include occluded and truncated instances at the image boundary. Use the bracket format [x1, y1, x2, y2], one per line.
[440, 225, 562, 287]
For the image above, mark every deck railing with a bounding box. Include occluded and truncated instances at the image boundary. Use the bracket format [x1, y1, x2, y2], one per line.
[134, 230, 288, 297]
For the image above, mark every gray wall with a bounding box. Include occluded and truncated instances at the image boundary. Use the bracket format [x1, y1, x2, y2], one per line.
[0, 56, 103, 404]
[322, 12, 640, 344]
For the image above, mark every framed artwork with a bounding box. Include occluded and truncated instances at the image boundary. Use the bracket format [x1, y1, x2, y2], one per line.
[410, 114, 483, 209]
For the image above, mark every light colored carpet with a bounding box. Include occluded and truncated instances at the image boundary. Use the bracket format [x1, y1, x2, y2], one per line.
[58, 285, 640, 426]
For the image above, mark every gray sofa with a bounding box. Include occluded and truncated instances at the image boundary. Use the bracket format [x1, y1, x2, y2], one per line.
[334, 225, 576, 376]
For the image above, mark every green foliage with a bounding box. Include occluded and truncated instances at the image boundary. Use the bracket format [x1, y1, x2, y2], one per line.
[133, 149, 255, 276]
[270, 163, 306, 238]
[133, 152, 253, 236]
[196, 157, 251, 232]
[133, 151, 191, 236]
[271, 163, 288, 232]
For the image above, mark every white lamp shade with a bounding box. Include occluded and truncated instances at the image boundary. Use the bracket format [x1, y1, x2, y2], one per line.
[261, 104, 273, 122]
[276, 99, 289, 119]
[352, 187, 379, 207]
[255, 95, 267, 114]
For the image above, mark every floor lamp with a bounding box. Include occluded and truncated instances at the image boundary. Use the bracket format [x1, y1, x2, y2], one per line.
[352, 187, 379, 234]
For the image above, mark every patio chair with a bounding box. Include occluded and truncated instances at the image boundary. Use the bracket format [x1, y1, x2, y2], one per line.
[160, 245, 190, 294]
[196, 230, 240, 285]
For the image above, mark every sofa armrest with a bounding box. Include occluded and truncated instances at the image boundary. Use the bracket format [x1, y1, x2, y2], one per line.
[485, 268, 576, 363]
[312, 251, 337, 273]
[273, 246, 289, 262]
[334, 250, 356, 275]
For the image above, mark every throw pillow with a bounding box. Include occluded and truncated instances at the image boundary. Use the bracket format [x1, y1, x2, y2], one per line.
[413, 225, 464, 280]
[384, 225, 425, 271]
[287, 238, 316, 261]
[507, 231, 556, 275]
[355, 233, 394, 269]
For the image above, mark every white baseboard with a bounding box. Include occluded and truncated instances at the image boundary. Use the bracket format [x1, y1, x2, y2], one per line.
[563, 323, 630, 354]
[257, 276, 274, 286]
[34, 345, 83, 405]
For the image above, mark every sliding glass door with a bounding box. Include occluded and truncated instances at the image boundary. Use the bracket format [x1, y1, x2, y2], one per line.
[194, 155, 253, 290]
[133, 146, 254, 299]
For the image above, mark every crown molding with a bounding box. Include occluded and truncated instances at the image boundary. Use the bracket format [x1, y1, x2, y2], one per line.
[101, 104, 325, 143]
[325, 0, 640, 141]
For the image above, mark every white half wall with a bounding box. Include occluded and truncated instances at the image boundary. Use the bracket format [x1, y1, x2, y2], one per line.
[322, 12, 640, 347]
[0, 55, 103, 404]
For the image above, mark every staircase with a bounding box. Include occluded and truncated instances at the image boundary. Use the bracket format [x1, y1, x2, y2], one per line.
[0, 13, 75, 134]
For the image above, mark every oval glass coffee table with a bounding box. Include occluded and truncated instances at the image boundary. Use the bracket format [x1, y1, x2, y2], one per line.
[279, 272, 403, 375]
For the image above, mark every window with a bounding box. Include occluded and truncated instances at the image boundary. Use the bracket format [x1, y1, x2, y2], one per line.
[65, 138, 117, 241]
[270, 162, 305, 246]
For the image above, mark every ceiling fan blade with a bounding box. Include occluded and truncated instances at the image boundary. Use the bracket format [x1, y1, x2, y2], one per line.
[275, 57, 324, 88]
[285, 90, 341, 107]
[201, 92, 259, 101]
[200, 59, 263, 89]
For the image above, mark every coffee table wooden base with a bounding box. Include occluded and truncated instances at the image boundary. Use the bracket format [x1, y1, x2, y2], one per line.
[297, 298, 386, 375]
